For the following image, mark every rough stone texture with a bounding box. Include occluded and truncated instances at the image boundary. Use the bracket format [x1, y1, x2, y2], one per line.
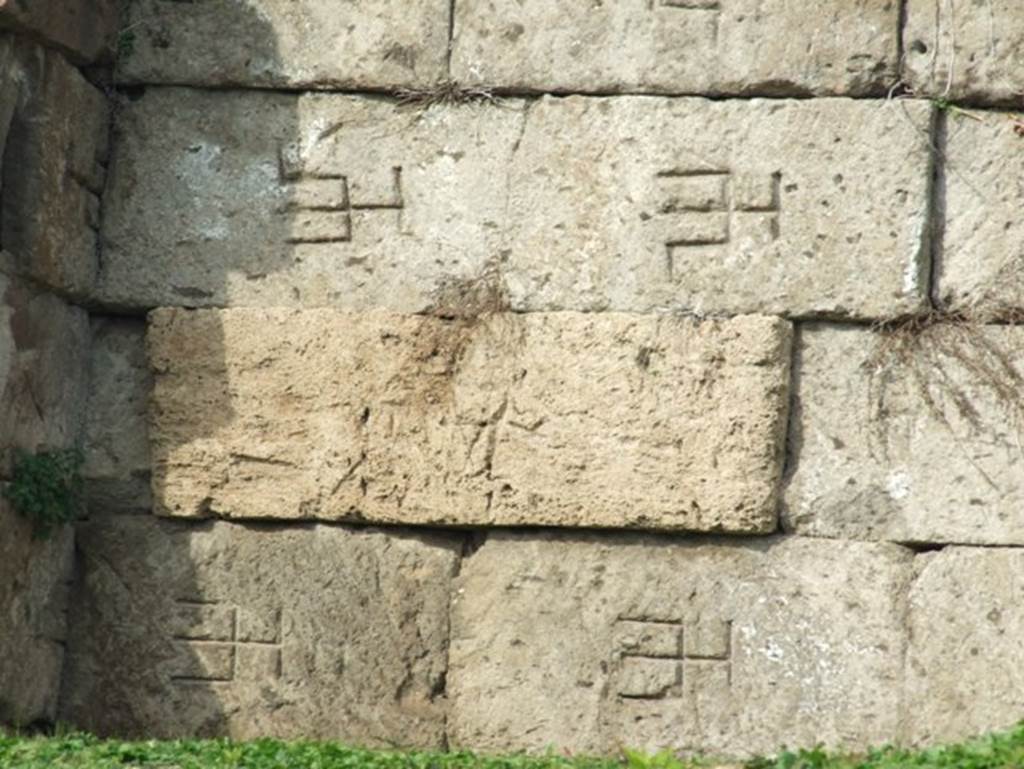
[452, 0, 898, 96]
[59, 517, 459, 744]
[0, 263, 90, 477]
[117, 0, 448, 89]
[95, 88, 521, 312]
[784, 323, 1024, 546]
[904, 0, 1024, 104]
[99, 90, 933, 320]
[448, 533, 912, 758]
[905, 548, 1024, 745]
[933, 110, 1024, 316]
[83, 317, 152, 515]
[148, 308, 790, 532]
[0, 0, 117, 64]
[0, 35, 109, 299]
[0, 493, 74, 726]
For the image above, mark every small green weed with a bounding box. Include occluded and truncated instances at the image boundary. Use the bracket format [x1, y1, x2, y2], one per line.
[3, 448, 84, 540]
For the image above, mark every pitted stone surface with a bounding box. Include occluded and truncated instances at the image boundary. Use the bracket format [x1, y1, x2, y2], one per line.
[84, 318, 152, 515]
[0, 0, 117, 64]
[0, 35, 109, 298]
[905, 548, 1024, 744]
[904, 1, 1024, 104]
[451, 0, 897, 96]
[99, 90, 933, 319]
[147, 309, 790, 532]
[784, 323, 1024, 545]
[933, 111, 1024, 316]
[59, 517, 459, 744]
[117, 0, 448, 89]
[448, 533, 912, 757]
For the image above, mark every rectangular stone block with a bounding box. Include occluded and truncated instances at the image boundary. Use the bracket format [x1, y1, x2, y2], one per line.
[147, 309, 791, 533]
[0, 0, 117, 64]
[98, 89, 934, 320]
[0, 264, 90, 478]
[933, 110, 1024, 316]
[58, 517, 460, 745]
[116, 0, 448, 89]
[0, 35, 109, 299]
[904, 1, 1024, 104]
[83, 317, 152, 515]
[783, 323, 1024, 545]
[451, 0, 898, 96]
[905, 548, 1024, 744]
[448, 533, 912, 758]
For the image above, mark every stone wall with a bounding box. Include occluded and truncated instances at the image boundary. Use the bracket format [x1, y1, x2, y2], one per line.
[0, 3, 115, 726]
[4, 0, 1024, 759]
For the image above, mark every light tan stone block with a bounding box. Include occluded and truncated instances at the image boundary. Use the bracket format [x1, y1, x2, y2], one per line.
[99, 90, 934, 320]
[116, 0, 448, 89]
[904, 1, 1024, 104]
[451, 0, 898, 96]
[448, 533, 912, 758]
[933, 110, 1024, 316]
[58, 517, 460, 744]
[148, 309, 791, 533]
[905, 548, 1024, 744]
[784, 323, 1024, 545]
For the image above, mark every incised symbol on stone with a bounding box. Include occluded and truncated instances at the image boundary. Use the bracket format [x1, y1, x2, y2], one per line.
[613, 615, 733, 699]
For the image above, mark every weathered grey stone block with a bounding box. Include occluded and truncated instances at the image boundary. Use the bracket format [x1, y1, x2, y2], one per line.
[0, 0, 117, 64]
[933, 110, 1024, 316]
[905, 548, 1024, 744]
[59, 517, 459, 744]
[98, 90, 934, 319]
[0, 35, 109, 299]
[0, 264, 90, 477]
[147, 308, 790, 533]
[448, 533, 912, 758]
[904, 1, 1024, 104]
[0, 493, 74, 726]
[784, 323, 1024, 545]
[116, 0, 448, 89]
[83, 317, 152, 515]
[452, 0, 898, 96]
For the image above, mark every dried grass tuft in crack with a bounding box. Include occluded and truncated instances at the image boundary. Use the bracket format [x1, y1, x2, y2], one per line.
[395, 79, 499, 109]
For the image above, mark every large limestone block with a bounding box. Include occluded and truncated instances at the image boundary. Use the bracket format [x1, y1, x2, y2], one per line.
[448, 533, 912, 758]
[96, 88, 522, 311]
[117, 0, 448, 89]
[148, 309, 791, 532]
[503, 96, 932, 318]
[0, 35, 109, 298]
[784, 323, 1024, 545]
[905, 548, 1024, 744]
[99, 90, 933, 320]
[904, 1, 1024, 104]
[83, 317, 152, 514]
[0, 0, 117, 64]
[59, 517, 459, 744]
[932, 110, 1024, 316]
[0, 493, 74, 726]
[452, 0, 898, 96]
[0, 264, 90, 477]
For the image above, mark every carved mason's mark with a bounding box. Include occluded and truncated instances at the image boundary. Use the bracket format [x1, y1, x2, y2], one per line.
[656, 168, 781, 280]
[612, 615, 733, 699]
[655, 0, 722, 44]
[168, 599, 283, 685]
[277, 145, 404, 244]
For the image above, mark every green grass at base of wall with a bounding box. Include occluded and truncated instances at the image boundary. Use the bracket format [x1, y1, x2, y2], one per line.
[3, 725, 1024, 769]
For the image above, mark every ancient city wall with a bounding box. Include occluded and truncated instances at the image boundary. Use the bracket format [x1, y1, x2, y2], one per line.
[3, 0, 1024, 759]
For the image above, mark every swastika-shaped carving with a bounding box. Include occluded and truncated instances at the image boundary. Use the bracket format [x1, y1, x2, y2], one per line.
[612, 616, 733, 699]
[168, 599, 283, 685]
[277, 146, 404, 244]
[656, 168, 781, 280]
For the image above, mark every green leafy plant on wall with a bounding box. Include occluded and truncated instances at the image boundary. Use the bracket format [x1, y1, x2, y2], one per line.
[3, 448, 84, 540]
